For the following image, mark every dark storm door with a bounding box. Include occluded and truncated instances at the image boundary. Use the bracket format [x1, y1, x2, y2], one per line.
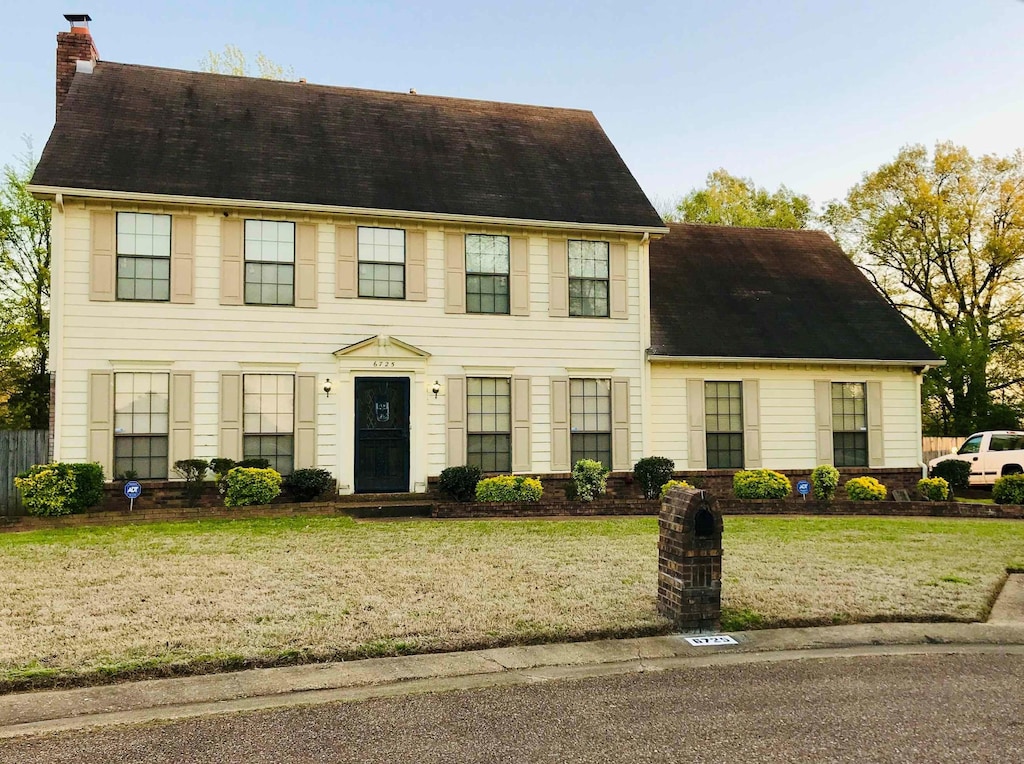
[354, 377, 411, 493]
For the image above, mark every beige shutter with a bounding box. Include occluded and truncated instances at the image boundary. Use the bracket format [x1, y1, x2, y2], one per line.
[444, 233, 466, 313]
[611, 377, 631, 471]
[335, 224, 357, 298]
[294, 223, 318, 308]
[550, 377, 571, 471]
[87, 371, 113, 478]
[548, 238, 569, 317]
[686, 378, 706, 469]
[169, 372, 194, 468]
[609, 242, 628, 319]
[89, 211, 116, 301]
[510, 236, 530, 316]
[406, 230, 427, 301]
[219, 372, 243, 460]
[814, 380, 834, 465]
[294, 373, 317, 469]
[511, 376, 532, 472]
[170, 215, 195, 304]
[446, 375, 467, 465]
[220, 218, 244, 305]
[867, 380, 885, 467]
[742, 379, 762, 468]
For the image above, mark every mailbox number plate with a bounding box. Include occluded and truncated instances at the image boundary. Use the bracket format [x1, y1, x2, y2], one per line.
[684, 635, 738, 646]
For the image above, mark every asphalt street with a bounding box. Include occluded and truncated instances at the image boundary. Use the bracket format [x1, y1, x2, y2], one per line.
[2, 651, 1022, 763]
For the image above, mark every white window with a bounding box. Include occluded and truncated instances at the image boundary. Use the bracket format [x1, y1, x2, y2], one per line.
[467, 377, 512, 472]
[243, 374, 294, 474]
[116, 212, 171, 301]
[358, 227, 405, 299]
[568, 240, 609, 317]
[570, 378, 611, 468]
[244, 220, 295, 306]
[114, 372, 169, 479]
[705, 381, 743, 469]
[466, 234, 510, 314]
[832, 382, 867, 467]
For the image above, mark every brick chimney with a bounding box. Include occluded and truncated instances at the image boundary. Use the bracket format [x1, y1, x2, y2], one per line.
[56, 14, 98, 117]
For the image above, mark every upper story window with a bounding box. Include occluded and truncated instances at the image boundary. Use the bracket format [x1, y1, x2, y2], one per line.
[358, 227, 405, 299]
[568, 240, 609, 317]
[244, 220, 295, 306]
[705, 381, 743, 469]
[832, 382, 867, 467]
[113, 371, 169, 479]
[243, 374, 294, 475]
[116, 212, 171, 301]
[466, 234, 510, 314]
[570, 378, 611, 469]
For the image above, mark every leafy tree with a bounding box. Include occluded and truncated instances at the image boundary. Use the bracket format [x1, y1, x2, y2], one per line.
[0, 149, 50, 429]
[199, 45, 295, 80]
[667, 169, 814, 229]
[823, 143, 1024, 435]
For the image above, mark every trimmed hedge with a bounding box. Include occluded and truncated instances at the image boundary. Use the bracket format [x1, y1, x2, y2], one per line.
[733, 469, 791, 500]
[811, 464, 840, 501]
[439, 465, 482, 502]
[930, 459, 971, 490]
[993, 473, 1024, 505]
[283, 468, 335, 502]
[13, 462, 105, 517]
[633, 457, 675, 499]
[224, 467, 282, 507]
[475, 475, 543, 503]
[846, 476, 887, 501]
[572, 459, 609, 502]
[659, 479, 693, 500]
[917, 477, 950, 501]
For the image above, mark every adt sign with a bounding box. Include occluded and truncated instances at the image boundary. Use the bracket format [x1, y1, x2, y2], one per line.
[123, 480, 142, 510]
[796, 479, 811, 498]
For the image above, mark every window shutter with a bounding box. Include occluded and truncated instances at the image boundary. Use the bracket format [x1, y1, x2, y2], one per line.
[444, 233, 466, 313]
[295, 373, 317, 469]
[742, 379, 762, 468]
[89, 211, 116, 301]
[294, 223, 318, 308]
[220, 218, 244, 305]
[867, 380, 885, 467]
[219, 372, 243, 460]
[550, 377, 571, 471]
[686, 378, 706, 469]
[335, 225, 357, 298]
[609, 242, 628, 319]
[445, 375, 467, 465]
[511, 376, 532, 472]
[548, 238, 568, 317]
[406, 230, 427, 301]
[814, 380, 834, 465]
[170, 215, 195, 304]
[510, 236, 530, 316]
[169, 372, 194, 466]
[611, 377, 631, 471]
[87, 371, 113, 478]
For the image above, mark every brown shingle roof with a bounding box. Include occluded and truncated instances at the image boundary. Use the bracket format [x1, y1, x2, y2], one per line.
[32, 62, 665, 229]
[649, 223, 939, 362]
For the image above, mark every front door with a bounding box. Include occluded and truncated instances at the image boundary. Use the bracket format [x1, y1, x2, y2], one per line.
[354, 377, 410, 493]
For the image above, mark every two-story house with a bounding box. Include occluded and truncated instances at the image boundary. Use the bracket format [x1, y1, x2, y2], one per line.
[29, 18, 939, 495]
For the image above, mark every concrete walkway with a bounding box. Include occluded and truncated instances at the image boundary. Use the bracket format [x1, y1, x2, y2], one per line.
[3, 621, 1024, 739]
[988, 573, 1024, 624]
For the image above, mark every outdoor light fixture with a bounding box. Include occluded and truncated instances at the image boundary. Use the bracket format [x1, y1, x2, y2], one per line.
[323, 378, 333, 397]
[431, 380, 441, 399]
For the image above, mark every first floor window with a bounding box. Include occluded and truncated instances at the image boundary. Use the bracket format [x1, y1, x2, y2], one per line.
[568, 240, 609, 317]
[243, 374, 295, 474]
[114, 372, 169, 479]
[705, 381, 743, 469]
[570, 378, 611, 468]
[358, 226, 405, 299]
[244, 220, 295, 306]
[466, 234, 510, 314]
[467, 377, 512, 472]
[117, 212, 171, 301]
[832, 382, 867, 467]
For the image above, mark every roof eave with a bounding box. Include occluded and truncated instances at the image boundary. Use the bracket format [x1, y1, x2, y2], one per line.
[647, 353, 945, 369]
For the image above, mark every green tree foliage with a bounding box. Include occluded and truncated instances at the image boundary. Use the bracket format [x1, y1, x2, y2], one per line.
[199, 45, 295, 80]
[824, 143, 1024, 435]
[667, 169, 814, 229]
[0, 150, 51, 429]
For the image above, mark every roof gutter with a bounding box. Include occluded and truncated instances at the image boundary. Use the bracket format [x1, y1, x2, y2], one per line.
[647, 353, 945, 369]
[27, 184, 671, 236]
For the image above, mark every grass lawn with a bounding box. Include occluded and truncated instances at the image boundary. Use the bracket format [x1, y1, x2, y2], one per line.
[1, 515, 1022, 691]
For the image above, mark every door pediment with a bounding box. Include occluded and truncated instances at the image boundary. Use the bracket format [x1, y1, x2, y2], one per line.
[334, 335, 431, 360]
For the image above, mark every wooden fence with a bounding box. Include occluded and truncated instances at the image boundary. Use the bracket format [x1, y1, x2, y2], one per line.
[922, 436, 965, 463]
[1, 430, 49, 516]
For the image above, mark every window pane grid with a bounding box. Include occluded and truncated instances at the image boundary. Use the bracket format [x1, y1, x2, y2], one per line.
[358, 227, 405, 298]
[570, 378, 611, 468]
[705, 381, 743, 469]
[467, 378, 512, 473]
[243, 374, 294, 474]
[832, 382, 868, 467]
[113, 372, 169, 479]
[244, 220, 295, 305]
[116, 213, 171, 302]
[569, 240, 610, 318]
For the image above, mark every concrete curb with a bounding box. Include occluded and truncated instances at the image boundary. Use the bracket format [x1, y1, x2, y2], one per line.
[2, 621, 1024, 739]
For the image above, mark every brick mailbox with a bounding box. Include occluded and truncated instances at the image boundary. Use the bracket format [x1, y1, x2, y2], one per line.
[658, 487, 723, 633]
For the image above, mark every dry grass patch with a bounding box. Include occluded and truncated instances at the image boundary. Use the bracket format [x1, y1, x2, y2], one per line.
[0, 515, 1021, 690]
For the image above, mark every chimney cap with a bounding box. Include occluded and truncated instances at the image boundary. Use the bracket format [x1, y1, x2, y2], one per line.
[63, 13, 92, 27]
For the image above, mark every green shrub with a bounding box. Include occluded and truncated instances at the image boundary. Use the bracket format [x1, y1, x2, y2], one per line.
[14, 464, 78, 516]
[174, 459, 210, 505]
[845, 476, 887, 501]
[283, 468, 335, 502]
[993, 473, 1024, 505]
[811, 464, 840, 501]
[733, 469, 791, 499]
[659, 479, 694, 500]
[236, 458, 271, 469]
[475, 475, 543, 503]
[224, 467, 282, 507]
[210, 458, 236, 481]
[917, 477, 950, 501]
[67, 462, 105, 512]
[572, 459, 609, 502]
[633, 456, 675, 499]
[439, 465, 482, 502]
[930, 459, 971, 491]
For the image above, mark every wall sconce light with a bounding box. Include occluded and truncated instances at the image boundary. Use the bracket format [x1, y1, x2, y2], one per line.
[323, 378, 333, 397]
[431, 380, 441, 399]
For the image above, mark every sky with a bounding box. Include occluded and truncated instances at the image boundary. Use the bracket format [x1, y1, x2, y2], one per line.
[4, 1, 1024, 210]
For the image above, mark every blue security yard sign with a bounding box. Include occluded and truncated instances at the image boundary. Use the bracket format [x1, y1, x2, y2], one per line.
[796, 479, 811, 499]
[123, 480, 142, 510]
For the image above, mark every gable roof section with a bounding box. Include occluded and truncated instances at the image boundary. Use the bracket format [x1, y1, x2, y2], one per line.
[649, 223, 940, 363]
[31, 62, 665, 230]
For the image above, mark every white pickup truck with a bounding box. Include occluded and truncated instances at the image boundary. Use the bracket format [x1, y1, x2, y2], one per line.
[928, 430, 1024, 486]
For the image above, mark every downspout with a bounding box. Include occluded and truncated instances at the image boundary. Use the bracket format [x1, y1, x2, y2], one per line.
[917, 365, 931, 478]
[638, 231, 652, 459]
